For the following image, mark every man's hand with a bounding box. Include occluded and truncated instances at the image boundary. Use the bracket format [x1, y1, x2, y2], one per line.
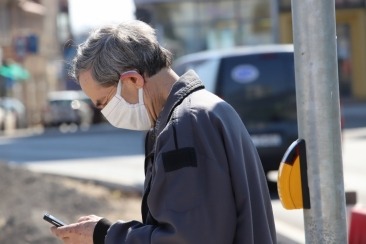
[51, 215, 103, 244]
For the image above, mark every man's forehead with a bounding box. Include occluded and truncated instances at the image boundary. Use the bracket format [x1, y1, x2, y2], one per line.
[79, 71, 102, 93]
[79, 70, 95, 89]
[79, 70, 116, 108]
[79, 71, 103, 99]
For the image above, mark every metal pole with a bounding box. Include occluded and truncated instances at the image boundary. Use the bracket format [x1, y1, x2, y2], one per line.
[270, 0, 280, 43]
[290, 0, 347, 243]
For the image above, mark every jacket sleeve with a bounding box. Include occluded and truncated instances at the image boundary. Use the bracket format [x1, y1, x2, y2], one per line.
[105, 220, 156, 243]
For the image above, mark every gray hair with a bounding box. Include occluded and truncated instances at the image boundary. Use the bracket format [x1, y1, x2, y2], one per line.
[71, 20, 172, 85]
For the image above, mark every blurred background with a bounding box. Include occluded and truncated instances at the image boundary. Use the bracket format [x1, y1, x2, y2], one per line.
[0, 0, 365, 132]
[0, 1, 366, 243]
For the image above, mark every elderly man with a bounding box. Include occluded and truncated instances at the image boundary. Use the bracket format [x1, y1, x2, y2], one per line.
[51, 20, 276, 244]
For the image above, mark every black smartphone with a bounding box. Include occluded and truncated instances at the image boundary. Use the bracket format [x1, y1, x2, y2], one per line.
[43, 213, 67, 227]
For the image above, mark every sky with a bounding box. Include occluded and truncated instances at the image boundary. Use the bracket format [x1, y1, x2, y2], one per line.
[68, 0, 136, 35]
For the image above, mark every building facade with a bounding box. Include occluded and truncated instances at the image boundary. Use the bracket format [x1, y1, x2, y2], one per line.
[0, 0, 69, 125]
[135, 0, 273, 58]
[279, 0, 366, 99]
[135, 0, 366, 100]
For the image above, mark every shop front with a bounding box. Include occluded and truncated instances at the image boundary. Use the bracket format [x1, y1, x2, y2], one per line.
[279, 0, 366, 100]
[134, 0, 273, 58]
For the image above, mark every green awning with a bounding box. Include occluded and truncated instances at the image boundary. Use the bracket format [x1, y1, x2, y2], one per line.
[0, 63, 30, 81]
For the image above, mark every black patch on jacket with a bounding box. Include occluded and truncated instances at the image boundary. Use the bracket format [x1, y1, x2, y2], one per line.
[162, 147, 197, 172]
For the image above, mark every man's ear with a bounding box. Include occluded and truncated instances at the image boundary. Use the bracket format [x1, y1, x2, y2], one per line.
[120, 71, 144, 88]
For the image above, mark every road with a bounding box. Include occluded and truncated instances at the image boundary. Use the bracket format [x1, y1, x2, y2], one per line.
[0, 125, 145, 162]
[0, 123, 365, 243]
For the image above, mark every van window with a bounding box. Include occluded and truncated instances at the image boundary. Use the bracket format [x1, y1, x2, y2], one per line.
[174, 58, 220, 93]
[217, 52, 296, 127]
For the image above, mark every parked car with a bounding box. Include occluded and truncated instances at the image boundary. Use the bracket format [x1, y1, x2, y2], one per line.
[173, 44, 297, 176]
[0, 106, 5, 130]
[0, 97, 27, 130]
[42, 90, 93, 127]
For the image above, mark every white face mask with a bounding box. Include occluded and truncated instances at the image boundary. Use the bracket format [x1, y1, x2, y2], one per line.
[101, 77, 151, 131]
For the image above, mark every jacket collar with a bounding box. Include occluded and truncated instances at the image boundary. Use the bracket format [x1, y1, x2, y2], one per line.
[154, 70, 204, 137]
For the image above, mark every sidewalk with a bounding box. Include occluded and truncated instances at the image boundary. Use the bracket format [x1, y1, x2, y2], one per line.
[25, 155, 146, 194]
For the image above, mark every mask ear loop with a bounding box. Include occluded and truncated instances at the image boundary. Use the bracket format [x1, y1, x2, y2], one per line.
[120, 70, 145, 105]
[115, 79, 123, 98]
[120, 70, 141, 80]
[138, 88, 144, 105]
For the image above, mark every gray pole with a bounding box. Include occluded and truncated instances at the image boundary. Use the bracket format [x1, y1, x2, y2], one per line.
[270, 0, 280, 43]
[291, 0, 347, 243]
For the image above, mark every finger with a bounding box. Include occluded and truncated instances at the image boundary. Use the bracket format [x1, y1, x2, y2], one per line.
[62, 236, 70, 244]
[51, 223, 79, 238]
[51, 226, 64, 239]
[50, 226, 59, 236]
[77, 216, 90, 222]
[77, 214, 98, 223]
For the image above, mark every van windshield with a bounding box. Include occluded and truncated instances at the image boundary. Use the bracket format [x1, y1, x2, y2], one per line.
[217, 52, 296, 127]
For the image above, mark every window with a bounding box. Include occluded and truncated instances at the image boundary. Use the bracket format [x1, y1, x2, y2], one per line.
[217, 52, 297, 125]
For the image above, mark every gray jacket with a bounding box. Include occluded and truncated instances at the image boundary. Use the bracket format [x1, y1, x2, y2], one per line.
[105, 70, 276, 243]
